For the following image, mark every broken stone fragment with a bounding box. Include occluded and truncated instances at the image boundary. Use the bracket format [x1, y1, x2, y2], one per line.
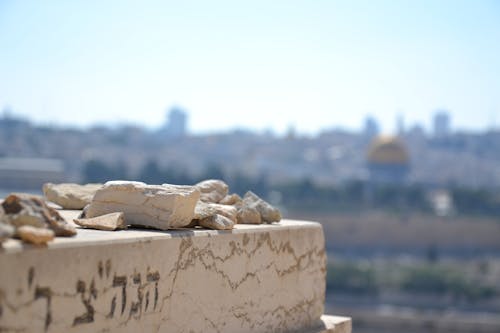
[219, 193, 242, 205]
[242, 191, 281, 223]
[17, 225, 55, 245]
[236, 205, 262, 224]
[1, 193, 76, 236]
[86, 181, 200, 230]
[194, 179, 229, 203]
[43, 183, 102, 209]
[194, 201, 238, 223]
[74, 212, 126, 231]
[78, 204, 89, 218]
[0, 221, 14, 243]
[199, 214, 235, 230]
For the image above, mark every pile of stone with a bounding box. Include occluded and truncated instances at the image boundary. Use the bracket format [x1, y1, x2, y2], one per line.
[0, 179, 281, 245]
[0, 193, 76, 245]
[73, 179, 281, 231]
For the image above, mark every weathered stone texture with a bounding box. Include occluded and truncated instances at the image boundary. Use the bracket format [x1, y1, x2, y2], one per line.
[1, 193, 76, 237]
[0, 221, 14, 243]
[43, 183, 102, 209]
[198, 213, 235, 230]
[17, 225, 55, 245]
[194, 179, 229, 203]
[241, 191, 282, 223]
[74, 212, 126, 231]
[85, 181, 200, 230]
[0, 215, 326, 333]
[236, 205, 262, 224]
[219, 193, 242, 205]
[194, 201, 237, 223]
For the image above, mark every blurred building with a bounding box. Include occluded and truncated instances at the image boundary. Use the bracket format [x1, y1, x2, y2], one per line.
[0, 157, 65, 190]
[396, 114, 405, 136]
[363, 116, 380, 139]
[366, 135, 410, 184]
[161, 106, 188, 138]
[433, 110, 451, 138]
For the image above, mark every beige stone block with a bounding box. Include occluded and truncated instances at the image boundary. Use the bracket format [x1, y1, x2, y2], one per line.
[0, 212, 327, 333]
[43, 183, 103, 209]
[85, 181, 200, 229]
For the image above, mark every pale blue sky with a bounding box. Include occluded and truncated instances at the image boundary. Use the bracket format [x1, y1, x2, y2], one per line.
[1, 0, 499, 134]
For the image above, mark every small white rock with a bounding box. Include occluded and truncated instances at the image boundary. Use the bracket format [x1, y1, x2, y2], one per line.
[242, 191, 281, 223]
[194, 201, 238, 223]
[17, 226, 55, 245]
[74, 212, 126, 231]
[236, 206, 262, 224]
[199, 214, 235, 230]
[219, 193, 242, 205]
[194, 179, 229, 203]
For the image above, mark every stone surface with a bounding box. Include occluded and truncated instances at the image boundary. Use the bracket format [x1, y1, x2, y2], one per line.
[219, 193, 242, 205]
[236, 205, 262, 224]
[74, 212, 126, 231]
[85, 181, 200, 230]
[199, 213, 235, 230]
[1, 193, 76, 236]
[194, 201, 237, 223]
[43, 183, 102, 209]
[0, 221, 14, 243]
[194, 179, 229, 203]
[16, 225, 55, 245]
[0, 211, 327, 333]
[241, 191, 282, 223]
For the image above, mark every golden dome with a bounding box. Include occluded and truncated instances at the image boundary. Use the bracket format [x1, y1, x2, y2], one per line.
[367, 135, 409, 165]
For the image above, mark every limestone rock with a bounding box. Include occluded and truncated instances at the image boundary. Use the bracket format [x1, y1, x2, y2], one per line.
[17, 225, 55, 245]
[86, 181, 200, 230]
[74, 212, 126, 231]
[194, 201, 238, 223]
[78, 204, 89, 218]
[199, 214, 235, 230]
[1, 193, 76, 236]
[195, 179, 229, 203]
[219, 193, 242, 205]
[0, 221, 14, 243]
[43, 183, 102, 209]
[236, 206, 262, 224]
[242, 191, 281, 223]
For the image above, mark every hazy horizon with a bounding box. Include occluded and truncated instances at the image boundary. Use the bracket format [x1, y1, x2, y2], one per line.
[1, 0, 499, 135]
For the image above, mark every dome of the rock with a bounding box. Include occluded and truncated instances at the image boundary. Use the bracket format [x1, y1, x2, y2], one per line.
[366, 135, 410, 184]
[367, 136, 409, 165]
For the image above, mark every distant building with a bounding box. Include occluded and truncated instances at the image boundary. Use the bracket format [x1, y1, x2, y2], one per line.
[161, 106, 188, 138]
[0, 157, 65, 190]
[363, 116, 380, 139]
[396, 114, 405, 136]
[0, 108, 30, 131]
[366, 135, 410, 184]
[433, 110, 451, 138]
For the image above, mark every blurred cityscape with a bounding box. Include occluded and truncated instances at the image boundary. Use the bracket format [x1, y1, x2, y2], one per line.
[1, 105, 500, 332]
[2, 106, 500, 189]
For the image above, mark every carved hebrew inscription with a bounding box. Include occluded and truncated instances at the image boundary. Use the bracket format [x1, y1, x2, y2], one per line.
[0, 260, 162, 332]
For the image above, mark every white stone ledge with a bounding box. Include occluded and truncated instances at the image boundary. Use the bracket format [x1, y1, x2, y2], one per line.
[0, 212, 338, 333]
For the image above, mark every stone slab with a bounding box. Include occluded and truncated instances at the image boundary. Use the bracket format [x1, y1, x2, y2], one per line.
[0, 211, 327, 333]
